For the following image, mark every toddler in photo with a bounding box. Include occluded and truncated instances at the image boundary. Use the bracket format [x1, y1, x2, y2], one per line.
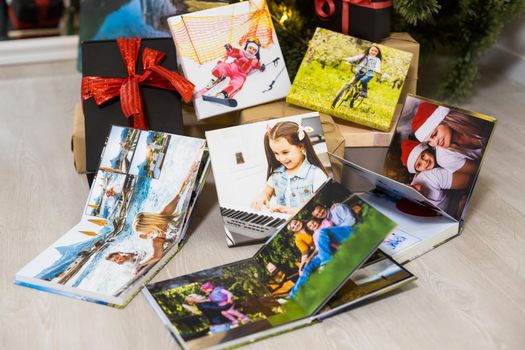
[205, 38, 266, 100]
[251, 121, 328, 214]
[400, 140, 472, 210]
[200, 282, 249, 326]
[401, 140, 478, 176]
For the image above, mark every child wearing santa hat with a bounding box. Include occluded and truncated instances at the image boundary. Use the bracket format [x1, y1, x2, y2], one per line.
[400, 140, 472, 210]
[400, 139, 478, 175]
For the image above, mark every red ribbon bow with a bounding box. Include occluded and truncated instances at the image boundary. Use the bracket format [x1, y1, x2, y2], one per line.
[81, 38, 195, 130]
[315, 0, 392, 35]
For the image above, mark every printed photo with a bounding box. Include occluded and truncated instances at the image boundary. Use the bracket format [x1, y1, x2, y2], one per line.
[129, 131, 171, 179]
[145, 180, 397, 349]
[147, 260, 278, 348]
[99, 126, 140, 173]
[287, 27, 412, 131]
[84, 170, 135, 220]
[168, 0, 291, 119]
[254, 180, 396, 318]
[383, 95, 496, 220]
[17, 128, 206, 301]
[79, 0, 231, 45]
[206, 113, 332, 246]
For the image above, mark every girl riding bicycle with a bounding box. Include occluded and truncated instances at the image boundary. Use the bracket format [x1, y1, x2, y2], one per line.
[345, 45, 382, 98]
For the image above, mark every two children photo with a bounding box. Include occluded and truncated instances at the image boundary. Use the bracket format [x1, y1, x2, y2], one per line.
[391, 96, 495, 219]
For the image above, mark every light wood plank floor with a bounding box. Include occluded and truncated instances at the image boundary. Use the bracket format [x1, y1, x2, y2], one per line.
[1, 59, 524, 350]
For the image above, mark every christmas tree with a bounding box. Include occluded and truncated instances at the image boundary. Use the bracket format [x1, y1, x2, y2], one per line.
[268, 0, 525, 101]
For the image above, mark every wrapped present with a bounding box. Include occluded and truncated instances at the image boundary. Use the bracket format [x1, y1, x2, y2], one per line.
[316, 0, 392, 42]
[239, 100, 345, 182]
[381, 32, 419, 103]
[71, 103, 86, 173]
[81, 37, 194, 173]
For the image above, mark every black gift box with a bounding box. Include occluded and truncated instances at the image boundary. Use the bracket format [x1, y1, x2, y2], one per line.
[82, 38, 184, 173]
[317, 0, 391, 43]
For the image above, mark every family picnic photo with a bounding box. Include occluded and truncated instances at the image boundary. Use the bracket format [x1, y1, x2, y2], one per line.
[255, 180, 396, 317]
[146, 180, 396, 348]
[383, 95, 496, 220]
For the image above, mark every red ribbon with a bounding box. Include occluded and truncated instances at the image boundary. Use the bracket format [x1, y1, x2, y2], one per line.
[82, 38, 195, 130]
[315, 0, 392, 35]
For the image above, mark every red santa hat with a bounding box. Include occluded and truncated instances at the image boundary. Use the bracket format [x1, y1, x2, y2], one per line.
[412, 102, 450, 141]
[400, 140, 428, 174]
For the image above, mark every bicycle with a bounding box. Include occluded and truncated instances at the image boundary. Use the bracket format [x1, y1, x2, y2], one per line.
[331, 64, 375, 110]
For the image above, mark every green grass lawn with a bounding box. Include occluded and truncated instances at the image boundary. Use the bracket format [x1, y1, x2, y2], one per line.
[287, 61, 402, 131]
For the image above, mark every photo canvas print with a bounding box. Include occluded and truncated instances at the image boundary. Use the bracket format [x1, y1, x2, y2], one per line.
[15, 126, 207, 307]
[144, 180, 407, 349]
[383, 95, 496, 222]
[287, 27, 412, 131]
[168, 0, 291, 119]
[206, 112, 332, 246]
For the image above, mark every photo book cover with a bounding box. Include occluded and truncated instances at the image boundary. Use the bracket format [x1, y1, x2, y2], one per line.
[144, 180, 404, 349]
[206, 112, 332, 246]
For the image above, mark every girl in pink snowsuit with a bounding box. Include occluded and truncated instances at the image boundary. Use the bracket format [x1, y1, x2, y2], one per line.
[210, 38, 266, 99]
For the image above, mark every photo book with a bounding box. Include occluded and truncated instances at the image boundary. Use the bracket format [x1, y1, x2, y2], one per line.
[168, 0, 291, 119]
[287, 27, 412, 131]
[15, 126, 209, 307]
[331, 94, 496, 263]
[143, 179, 416, 349]
[205, 112, 332, 246]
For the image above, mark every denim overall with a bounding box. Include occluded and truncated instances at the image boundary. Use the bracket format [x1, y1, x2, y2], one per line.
[270, 159, 317, 208]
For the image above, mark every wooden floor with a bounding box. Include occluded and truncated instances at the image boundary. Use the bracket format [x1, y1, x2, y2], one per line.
[1, 59, 524, 350]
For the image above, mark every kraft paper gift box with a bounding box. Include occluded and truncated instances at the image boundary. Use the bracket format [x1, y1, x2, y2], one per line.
[71, 103, 86, 173]
[381, 32, 420, 103]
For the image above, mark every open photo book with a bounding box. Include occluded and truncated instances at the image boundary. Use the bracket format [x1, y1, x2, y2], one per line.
[331, 94, 496, 263]
[15, 126, 209, 307]
[143, 180, 416, 349]
[167, 0, 291, 119]
[205, 112, 332, 247]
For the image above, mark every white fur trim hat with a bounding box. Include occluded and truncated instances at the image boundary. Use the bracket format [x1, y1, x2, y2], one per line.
[412, 102, 450, 141]
[401, 140, 428, 174]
